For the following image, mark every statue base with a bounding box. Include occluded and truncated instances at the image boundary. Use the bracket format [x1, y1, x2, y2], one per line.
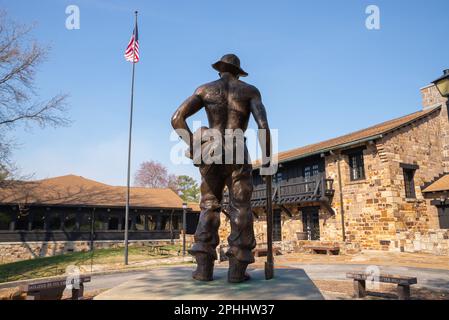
[94, 266, 324, 300]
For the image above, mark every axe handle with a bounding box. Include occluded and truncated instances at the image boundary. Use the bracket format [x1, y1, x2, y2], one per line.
[265, 174, 274, 279]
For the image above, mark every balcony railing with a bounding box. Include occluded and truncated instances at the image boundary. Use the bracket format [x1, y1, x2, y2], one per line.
[223, 174, 334, 209]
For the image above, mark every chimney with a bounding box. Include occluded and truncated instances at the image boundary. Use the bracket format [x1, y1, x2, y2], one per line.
[421, 83, 448, 110]
[422, 70, 449, 173]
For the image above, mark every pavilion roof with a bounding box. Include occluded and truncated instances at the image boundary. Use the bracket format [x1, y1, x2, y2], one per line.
[0, 174, 199, 211]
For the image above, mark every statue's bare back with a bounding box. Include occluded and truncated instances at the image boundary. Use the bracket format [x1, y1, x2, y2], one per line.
[196, 78, 259, 133]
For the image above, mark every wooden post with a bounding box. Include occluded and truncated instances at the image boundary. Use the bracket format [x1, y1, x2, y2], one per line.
[336, 153, 346, 242]
[144, 215, 149, 231]
[354, 279, 366, 298]
[28, 213, 33, 231]
[397, 284, 411, 300]
[265, 174, 274, 280]
[75, 212, 81, 231]
[72, 283, 84, 300]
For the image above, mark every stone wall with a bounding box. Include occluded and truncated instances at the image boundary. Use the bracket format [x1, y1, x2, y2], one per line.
[318, 106, 448, 250]
[421, 84, 448, 110]
[323, 143, 396, 249]
[190, 102, 449, 254]
[0, 239, 182, 264]
[381, 108, 445, 235]
[218, 207, 304, 248]
[391, 229, 449, 255]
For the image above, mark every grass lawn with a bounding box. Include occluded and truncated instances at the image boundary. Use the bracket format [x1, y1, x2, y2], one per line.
[0, 244, 182, 283]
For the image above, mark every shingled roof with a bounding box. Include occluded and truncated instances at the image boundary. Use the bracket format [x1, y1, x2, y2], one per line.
[254, 105, 442, 167]
[422, 174, 449, 193]
[0, 175, 197, 210]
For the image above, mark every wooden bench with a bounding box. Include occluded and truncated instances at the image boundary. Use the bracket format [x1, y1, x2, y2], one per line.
[149, 245, 170, 255]
[304, 245, 340, 255]
[18, 275, 91, 300]
[346, 272, 417, 300]
[253, 246, 282, 257]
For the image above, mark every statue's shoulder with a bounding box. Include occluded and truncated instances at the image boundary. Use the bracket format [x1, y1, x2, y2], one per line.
[194, 80, 221, 96]
[237, 80, 260, 96]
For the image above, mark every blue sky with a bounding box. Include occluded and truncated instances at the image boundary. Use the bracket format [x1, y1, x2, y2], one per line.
[2, 0, 448, 185]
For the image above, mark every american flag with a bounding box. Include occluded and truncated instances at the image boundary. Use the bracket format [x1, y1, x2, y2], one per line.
[124, 24, 139, 63]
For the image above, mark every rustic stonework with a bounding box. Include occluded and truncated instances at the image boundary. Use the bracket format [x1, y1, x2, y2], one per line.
[321, 143, 397, 249]
[0, 239, 183, 264]
[318, 104, 448, 251]
[421, 84, 448, 110]
[391, 229, 449, 255]
[216, 87, 449, 255]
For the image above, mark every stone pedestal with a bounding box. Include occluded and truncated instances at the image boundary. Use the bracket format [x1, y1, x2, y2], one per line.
[94, 267, 324, 300]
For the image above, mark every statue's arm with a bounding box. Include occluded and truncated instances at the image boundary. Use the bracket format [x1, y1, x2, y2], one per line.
[250, 89, 271, 167]
[171, 89, 204, 149]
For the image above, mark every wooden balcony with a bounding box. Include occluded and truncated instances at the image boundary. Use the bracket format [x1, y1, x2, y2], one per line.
[223, 174, 334, 210]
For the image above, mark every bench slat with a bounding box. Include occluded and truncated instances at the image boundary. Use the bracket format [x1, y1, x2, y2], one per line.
[20, 275, 91, 292]
[346, 272, 417, 285]
[303, 246, 340, 251]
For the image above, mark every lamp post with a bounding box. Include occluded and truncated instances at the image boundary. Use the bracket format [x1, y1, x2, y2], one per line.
[182, 202, 187, 256]
[432, 69, 449, 99]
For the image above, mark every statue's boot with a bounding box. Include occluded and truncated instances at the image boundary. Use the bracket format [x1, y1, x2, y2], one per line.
[192, 254, 214, 281]
[228, 258, 251, 283]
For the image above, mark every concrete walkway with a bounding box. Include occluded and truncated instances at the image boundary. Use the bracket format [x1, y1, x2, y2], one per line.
[94, 267, 324, 300]
[282, 263, 449, 291]
[85, 263, 449, 298]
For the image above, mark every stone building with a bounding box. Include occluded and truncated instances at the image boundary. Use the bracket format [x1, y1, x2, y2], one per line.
[221, 83, 449, 255]
[0, 175, 200, 263]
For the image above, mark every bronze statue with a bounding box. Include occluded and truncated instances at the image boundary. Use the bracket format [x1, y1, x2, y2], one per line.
[171, 54, 271, 283]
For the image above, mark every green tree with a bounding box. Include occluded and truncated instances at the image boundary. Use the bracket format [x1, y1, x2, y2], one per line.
[176, 175, 200, 202]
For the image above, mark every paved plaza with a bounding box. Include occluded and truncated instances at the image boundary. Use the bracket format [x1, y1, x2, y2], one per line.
[94, 266, 324, 300]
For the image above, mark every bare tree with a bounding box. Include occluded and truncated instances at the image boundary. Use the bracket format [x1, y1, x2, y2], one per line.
[0, 11, 70, 177]
[134, 160, 172, 188]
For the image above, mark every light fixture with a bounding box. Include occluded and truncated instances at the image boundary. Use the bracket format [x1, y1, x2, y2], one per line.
[432, 69, 449, 98]
[182, 202, 188, 210]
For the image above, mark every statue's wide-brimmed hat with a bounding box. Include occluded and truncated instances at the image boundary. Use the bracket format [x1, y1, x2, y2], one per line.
[212, 54, 248, 77]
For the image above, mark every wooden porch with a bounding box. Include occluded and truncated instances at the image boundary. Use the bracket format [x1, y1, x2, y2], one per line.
[224, 173, 335, 211]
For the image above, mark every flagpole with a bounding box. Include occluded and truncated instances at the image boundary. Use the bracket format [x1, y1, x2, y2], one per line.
[124, 10, 138, 265]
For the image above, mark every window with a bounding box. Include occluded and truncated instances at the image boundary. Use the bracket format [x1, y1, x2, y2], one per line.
[108, 216, 120, 230]
[31, 212, 45, 230]
[438, 206, 449, 229]
[94, 213, 109, 231]
[79, 213, 93, 231]
[0, 211, 12, 230]
[275, 172, 283, 183]
[48, 213, 61, 230]
[403, 168, 416, 199]
[349, 151, 365, 181]
[304, 166, 311, 180]
[312, 164, 319, 176]
[135, 215, 146, 231]
[63, 214, 78, 232]
[15, 214, 29, 230]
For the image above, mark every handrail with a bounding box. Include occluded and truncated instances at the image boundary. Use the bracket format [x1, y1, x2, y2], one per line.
[223, 173, 334, 207]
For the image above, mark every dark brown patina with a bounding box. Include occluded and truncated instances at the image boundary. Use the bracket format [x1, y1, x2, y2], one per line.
[171, 54, 271, 283]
